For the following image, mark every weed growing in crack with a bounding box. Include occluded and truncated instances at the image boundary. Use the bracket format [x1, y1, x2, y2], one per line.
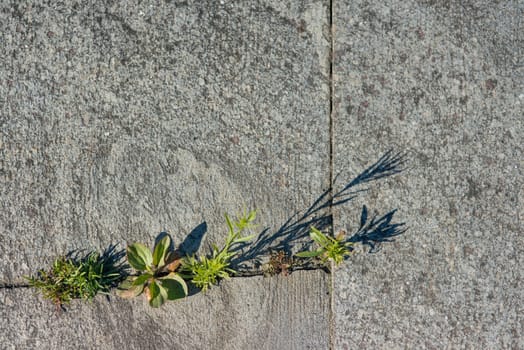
[180, 209, 257, 292]
[25, 151, 407, 308]
[295, 227, 353, 269]
[117, 234, 187, 308]
[25, 248, 124, 308]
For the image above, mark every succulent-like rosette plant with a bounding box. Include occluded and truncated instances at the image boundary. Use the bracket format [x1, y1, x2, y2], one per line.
[117, 235, 188, 307]
[295, 227, 353, 268]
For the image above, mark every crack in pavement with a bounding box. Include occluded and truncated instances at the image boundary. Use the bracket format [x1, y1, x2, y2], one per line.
[327, 0, 336, 349]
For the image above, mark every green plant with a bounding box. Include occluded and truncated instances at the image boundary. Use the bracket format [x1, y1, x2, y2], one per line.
[295, 227, 353, 268]
[26, 250, 122, 307]
[117, 235, 188, 308]
[180, 210, 256, 292]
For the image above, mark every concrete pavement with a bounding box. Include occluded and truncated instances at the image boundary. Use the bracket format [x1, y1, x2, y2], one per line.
[1, 1, 522, 349]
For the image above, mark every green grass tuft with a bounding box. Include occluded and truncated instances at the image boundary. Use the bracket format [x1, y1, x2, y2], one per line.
[26, 250, 123, 307]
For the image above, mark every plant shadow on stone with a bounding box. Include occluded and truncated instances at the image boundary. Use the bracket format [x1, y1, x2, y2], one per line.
[177, 221, 207, 257]
[28, 151, 408, 308]
[231, 150, 407, 274]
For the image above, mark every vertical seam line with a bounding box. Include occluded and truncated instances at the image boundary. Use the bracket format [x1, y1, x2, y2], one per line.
[328, 1, 336, 350]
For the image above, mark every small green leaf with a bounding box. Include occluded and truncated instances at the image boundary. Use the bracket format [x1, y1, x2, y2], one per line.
[161, 273, 188, 293]
[247, 209, 256, 222]
[234, 209, 257, 231]
[153, 235, 171, 267]
[149, 281, 168, 308]
[295, 250, 323, 258]
[233, 234, 255, 244]
[161, 273, 188, 300]
[133, 273, 153, 286]
[119, 276, 137, 289]
[127, 243, 153, 271]
[310, 227, 329, 246]
[225, 213, 234, 234]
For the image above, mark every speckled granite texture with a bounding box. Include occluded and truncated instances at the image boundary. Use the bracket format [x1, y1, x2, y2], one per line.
[1, 0, 522, 349]
[333, 0, 523, 349]
[1, 1, 331, 349]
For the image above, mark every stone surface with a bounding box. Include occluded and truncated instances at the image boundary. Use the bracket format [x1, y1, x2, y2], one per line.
[0, 1, 331, 349]
[0, 0, 330, 281]
[2, 0, 523, 348]
[333, 0, 523, 349]
[0, 270, 330, 350]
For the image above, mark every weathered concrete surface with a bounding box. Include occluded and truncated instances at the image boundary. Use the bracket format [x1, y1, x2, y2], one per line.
[0, 1, 331, 348]
[3, 0, 523, 348]
[0, 270, 329, 350]
[333, 0, 523, 349]
[0, 0, 331, 279]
